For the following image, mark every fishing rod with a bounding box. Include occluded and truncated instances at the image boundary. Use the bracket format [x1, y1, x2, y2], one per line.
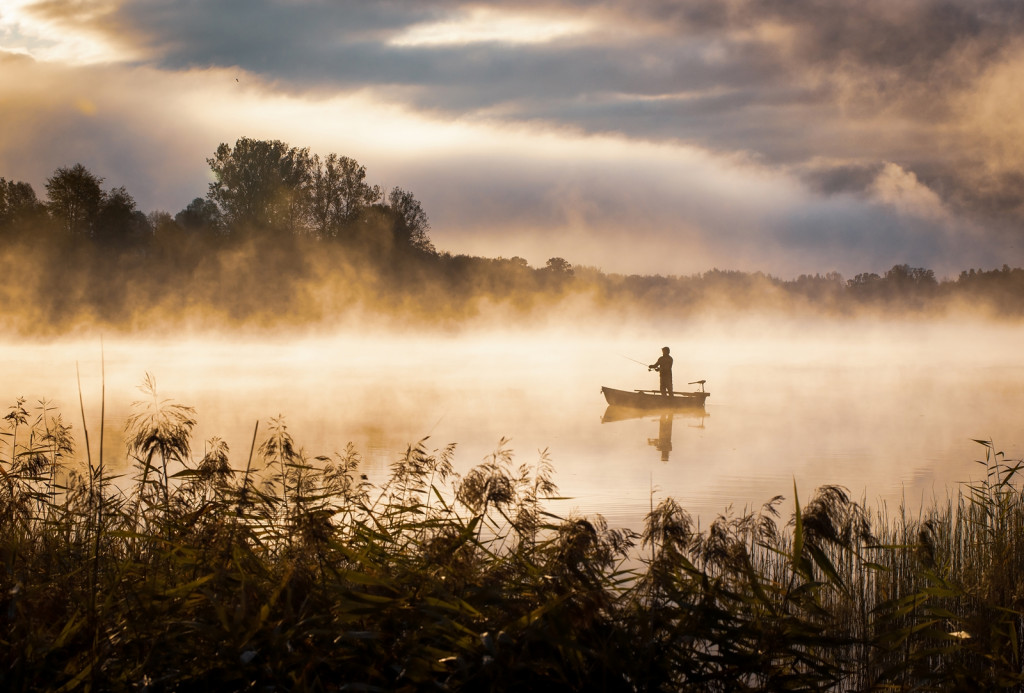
[618, 354, 651, 369]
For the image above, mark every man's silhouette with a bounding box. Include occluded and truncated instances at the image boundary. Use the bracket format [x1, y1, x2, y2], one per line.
[649, 346, 673, 396]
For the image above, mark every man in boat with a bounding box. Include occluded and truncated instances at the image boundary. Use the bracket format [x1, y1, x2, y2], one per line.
[649, 346, 673, 396]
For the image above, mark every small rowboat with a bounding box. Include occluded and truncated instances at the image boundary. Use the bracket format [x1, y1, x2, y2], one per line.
[601, 384, 709, 410]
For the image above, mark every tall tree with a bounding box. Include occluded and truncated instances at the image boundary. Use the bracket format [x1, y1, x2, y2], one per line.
[386, 186, 433, 253]
[308, 153, 345, 238]
[308, 153, 382, 240]
[334, 155, 381, 226]
[206, 137, 311, 234]
[45, 164, 104, 236]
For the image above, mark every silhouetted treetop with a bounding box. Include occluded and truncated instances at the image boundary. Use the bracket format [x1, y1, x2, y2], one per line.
[175, 197, 222, 235]
[95, 186, 148, 247]
[387, 186, 433, 254]
[204, 137, 430, 254]
[207, 138, 312, 235]
[0, 178, 46, 233]
[544, 257, 573, 276]
[308, 153, 382, 238]
[46, 163, 104, 236]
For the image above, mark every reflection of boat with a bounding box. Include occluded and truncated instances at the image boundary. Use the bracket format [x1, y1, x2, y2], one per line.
[600, 407, 708, 462]
[601, 405, 709, 424]
[601, 385, 710, 410]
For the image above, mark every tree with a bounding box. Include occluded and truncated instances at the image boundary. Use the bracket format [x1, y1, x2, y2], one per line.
[175, 197, 222, 234]
[95, 186, 148, 247]
[540, 257, 574, 290]
[148, 211, 177, 236]
[206, 137, 311, 234]
[0, 178, 46, 233]
[884, 264, 936, 287]
[848, 273, 881, 287]
[308, 153, 342, 238]
[334, 155, 381, 226]
[386, 186, 433, 253]
[308, 153, 381, 239]
[45, 163, 104, 236]
[544, 257, 574, 276]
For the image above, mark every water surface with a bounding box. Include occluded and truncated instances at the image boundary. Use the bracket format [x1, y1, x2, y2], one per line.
[5, 317, 1023, 532]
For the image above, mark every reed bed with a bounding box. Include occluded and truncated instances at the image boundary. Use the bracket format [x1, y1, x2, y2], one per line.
[2, 384, 1023, 691]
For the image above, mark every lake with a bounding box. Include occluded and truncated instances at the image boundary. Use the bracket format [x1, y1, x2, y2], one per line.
[4, 315, 1024, 533]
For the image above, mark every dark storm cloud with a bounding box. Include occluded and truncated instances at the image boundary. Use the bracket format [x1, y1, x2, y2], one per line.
[105, 0, 990, 112]
[96, 0, 1024, 205]
[110, 0, 776, 102]
[109, 0, 445, 79]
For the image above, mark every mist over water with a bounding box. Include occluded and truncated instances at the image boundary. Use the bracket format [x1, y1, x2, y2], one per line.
[6, 316, 1023, 532]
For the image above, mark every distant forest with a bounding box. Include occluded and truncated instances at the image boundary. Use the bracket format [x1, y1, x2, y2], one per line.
[2, 136, 1023, 333]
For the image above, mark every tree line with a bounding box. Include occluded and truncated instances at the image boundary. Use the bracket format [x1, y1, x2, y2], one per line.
[0, 137, 433, 255]
[2, 138, 1024, 332]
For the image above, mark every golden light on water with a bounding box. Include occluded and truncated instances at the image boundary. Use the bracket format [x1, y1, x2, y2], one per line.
[6, 317, 1023, 530]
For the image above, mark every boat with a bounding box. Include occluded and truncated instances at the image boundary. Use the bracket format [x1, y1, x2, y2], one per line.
[601, 383, 709, 410]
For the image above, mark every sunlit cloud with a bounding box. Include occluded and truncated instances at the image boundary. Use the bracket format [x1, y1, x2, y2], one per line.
[388, 6, 596, 47]
[869, 163, 948, 223]
[0, 0, 140, 64]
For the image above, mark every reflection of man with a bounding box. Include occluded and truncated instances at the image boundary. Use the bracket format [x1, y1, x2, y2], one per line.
[647, 413, 674, 461]
[649, 346, 674, 396]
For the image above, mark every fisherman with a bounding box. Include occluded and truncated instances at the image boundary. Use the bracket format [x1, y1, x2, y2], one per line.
[649, 346, 673, 396]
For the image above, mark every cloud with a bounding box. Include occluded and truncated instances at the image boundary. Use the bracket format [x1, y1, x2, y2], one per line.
[388, 6, 596, 46]
[2, 0, 141, 63]
[2, 0, 1024, 277]
[869, 163, 948, 223]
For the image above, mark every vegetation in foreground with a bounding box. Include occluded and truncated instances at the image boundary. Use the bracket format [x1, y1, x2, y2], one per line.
[2, 383, 1024, 691]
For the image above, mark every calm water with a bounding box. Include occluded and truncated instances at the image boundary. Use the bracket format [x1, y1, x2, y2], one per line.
[5, 316, 1024, 532]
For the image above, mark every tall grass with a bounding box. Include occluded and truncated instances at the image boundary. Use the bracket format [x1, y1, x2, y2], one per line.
[1, 383, 1023, 691]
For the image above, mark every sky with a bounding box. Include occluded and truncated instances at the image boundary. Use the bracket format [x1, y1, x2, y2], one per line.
[2, 0, 1024, 278]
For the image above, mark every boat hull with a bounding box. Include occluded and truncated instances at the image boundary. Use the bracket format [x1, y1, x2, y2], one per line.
[601, 386, 709, 410]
